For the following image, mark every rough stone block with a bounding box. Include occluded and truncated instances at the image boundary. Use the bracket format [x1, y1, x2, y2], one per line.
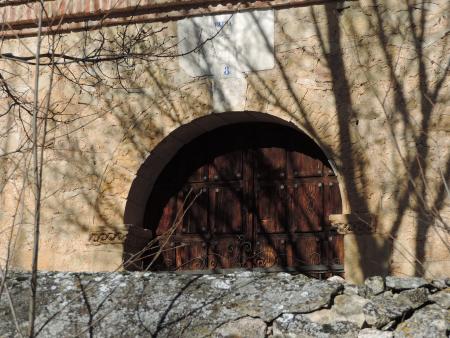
[385, 276, 429, 291]
[365, 276, 385, 295]
[214, 317, 267, 338]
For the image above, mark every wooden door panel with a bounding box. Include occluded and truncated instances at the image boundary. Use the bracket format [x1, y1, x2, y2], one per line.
[291, 236, 322, 266]
[209, 150, 243, 181]
[177, 149, 209, 183]
[324, 181, 342, 227]
[254, 147, 286, 179]
[254, 236, 322, 269]
[256, 184, 288, 233]
[327, 233, 344, 265]
[155, 195, 178, 236]
[176, 241, 208, 270]
[289, 183, 323, 232]
[210, 185, 244, 234]
[188, 166, 208, 183]
[209, 237, 246, 269]
[287, 151, 323, 178]
[254, 238, 286, 268]
[159, 242, 176, 270]
[179, 187, 209, 234]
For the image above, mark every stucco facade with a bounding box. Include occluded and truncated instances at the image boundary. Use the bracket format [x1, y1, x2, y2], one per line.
[0, 0, 448, 283]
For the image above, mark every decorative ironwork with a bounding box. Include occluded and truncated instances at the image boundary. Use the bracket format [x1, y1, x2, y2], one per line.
[208, 235, 253, 269]
[158, 234, 343, 275]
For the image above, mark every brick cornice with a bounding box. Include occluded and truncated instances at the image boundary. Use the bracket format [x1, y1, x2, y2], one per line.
[0, 0, 343, 38]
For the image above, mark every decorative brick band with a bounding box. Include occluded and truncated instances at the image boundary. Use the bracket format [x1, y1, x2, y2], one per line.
[0, 0, 340, 37]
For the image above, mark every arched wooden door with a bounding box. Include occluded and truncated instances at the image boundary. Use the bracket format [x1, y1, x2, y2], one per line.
[145, 123, 343, 277]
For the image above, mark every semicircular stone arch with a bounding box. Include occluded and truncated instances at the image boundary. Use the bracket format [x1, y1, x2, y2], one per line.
[123, 111, 347, 277]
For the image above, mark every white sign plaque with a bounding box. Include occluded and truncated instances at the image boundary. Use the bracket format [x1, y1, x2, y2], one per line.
[177, 10, 275, 78]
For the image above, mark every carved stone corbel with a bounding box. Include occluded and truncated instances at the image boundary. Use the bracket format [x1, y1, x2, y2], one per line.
[329, 213, 376, 235]
[88, 224, 151, 245]
[88, 228, 128, 245]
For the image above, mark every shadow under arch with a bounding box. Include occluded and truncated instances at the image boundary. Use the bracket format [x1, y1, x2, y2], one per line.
[123, 111, 346, 272]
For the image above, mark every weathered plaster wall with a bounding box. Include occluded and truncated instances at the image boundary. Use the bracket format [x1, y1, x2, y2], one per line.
[0, 0, 449, 282]
[0, 272, 449, 337]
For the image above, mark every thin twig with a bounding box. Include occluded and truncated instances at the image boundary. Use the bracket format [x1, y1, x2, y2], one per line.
[28, 1, 44, 337]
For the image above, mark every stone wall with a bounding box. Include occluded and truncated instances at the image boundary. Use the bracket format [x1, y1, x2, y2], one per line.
[0, 0, 448, 282]
[0, 271, 449, 337]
